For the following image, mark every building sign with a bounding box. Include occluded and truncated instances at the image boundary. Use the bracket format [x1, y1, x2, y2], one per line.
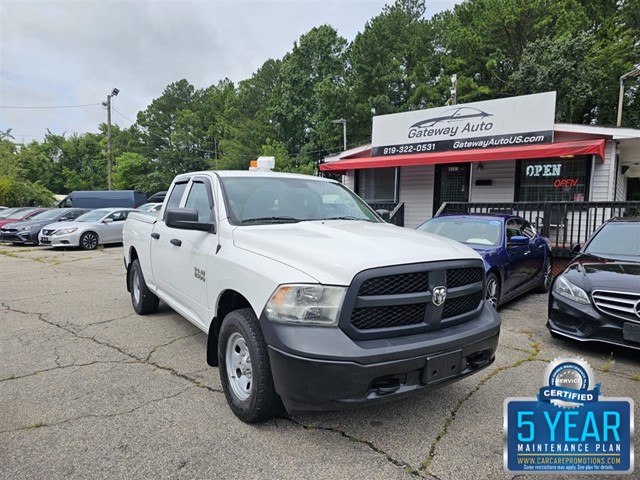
[504, 357, 634, 475]
[371, 92, 556, 157]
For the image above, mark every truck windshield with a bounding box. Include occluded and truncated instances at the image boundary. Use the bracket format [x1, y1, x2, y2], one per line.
[220, 176, 381, 225]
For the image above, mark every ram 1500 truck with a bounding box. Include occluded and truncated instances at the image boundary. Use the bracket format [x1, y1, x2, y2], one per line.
[123, 168, 501, 423]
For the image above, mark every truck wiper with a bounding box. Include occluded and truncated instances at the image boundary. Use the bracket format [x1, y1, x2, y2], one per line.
[323, 216, 369, 221]
[241, 216, 300, 225]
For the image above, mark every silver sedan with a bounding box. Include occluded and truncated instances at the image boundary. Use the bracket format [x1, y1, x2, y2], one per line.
[39, 208, 136, 250]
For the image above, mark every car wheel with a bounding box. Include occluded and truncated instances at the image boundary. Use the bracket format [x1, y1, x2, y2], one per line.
[79, 231, 98, 250]
[537, 258, 553, 293]
[218, 308, 281, 423]
[129, 259, 159, 315]
[485, 273, 500, 309]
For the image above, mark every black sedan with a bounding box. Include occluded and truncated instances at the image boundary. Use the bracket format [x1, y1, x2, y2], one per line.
[0, 208, 89, 245]
[548, 217, 640, 350]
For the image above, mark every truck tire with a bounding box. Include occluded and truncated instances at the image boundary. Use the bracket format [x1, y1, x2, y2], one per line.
[129, 259, 159, 315]
[218, 308, 281, 423]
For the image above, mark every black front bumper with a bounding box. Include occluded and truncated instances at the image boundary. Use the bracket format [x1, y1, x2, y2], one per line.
[0, 230, 37, 244]
[263, 303, 501, 412]
[548, 292, 640, 350]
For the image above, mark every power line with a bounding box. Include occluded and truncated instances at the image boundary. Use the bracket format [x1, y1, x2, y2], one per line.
[0, 103, 102, 109]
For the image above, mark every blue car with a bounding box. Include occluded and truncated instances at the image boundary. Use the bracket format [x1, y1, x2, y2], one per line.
[416, 214, 553, 308]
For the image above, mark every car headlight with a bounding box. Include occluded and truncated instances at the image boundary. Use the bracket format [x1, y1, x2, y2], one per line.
[265, 284, 346, 326]
[52, 227, 78, 236]
[553, 275, 590, 304]
[17, 225, 34, 231]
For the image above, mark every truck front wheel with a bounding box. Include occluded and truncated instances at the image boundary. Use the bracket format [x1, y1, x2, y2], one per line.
[218, 308, 281, 423]
[129, 259, 159, 315]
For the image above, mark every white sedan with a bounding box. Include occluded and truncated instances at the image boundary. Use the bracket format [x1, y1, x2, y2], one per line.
[39, 208, 136, 250]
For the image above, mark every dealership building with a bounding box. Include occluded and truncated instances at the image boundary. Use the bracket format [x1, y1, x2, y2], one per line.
[320, 92, 640, 255]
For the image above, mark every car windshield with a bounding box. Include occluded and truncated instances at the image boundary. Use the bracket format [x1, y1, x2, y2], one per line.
[0, 207, 23, 218]
[584, 222, 640, 258]
[417, 217, 502, 246]
[75, 209, 109, 222]
[29, 209, 60, 221]
[220, 176, 380, 225]
[5, 208, 39, 219]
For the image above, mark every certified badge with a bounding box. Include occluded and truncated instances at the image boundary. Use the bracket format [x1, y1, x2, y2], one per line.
[540, 357, 599, 408]
[504, 356, 634, 474]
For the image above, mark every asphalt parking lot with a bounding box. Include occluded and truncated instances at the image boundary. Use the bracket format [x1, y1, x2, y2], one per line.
[1, 244, 639, 480]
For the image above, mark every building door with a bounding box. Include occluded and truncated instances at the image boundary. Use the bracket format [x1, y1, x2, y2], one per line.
[433, 163, 470, 215]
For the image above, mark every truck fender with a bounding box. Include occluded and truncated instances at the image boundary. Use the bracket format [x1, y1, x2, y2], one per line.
[206, 289, 253, 367]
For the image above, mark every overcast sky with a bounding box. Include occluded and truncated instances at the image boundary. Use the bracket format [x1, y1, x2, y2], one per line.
[1, 0, 457, 143]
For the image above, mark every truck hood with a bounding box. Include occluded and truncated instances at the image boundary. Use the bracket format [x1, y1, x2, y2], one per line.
[232, 220, 480, 285]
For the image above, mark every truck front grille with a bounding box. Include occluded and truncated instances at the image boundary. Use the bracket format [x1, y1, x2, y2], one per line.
[352, 304, 425, 329]
[359, 272, 428, 296]
[340, 261, 485, 339]
[443, 291, 484, 319]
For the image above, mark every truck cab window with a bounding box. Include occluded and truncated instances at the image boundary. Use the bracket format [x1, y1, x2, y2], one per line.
[185, 181, 213, 223]
[166, 182, 188, 211]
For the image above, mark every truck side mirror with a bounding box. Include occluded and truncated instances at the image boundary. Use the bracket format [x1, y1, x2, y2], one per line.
[165, 208, 215, 233]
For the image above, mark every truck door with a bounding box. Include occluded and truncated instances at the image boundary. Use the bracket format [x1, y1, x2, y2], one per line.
[151, 177, 217, 328]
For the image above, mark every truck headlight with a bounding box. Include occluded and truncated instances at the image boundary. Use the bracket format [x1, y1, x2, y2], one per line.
[553, 275, 590, 305]
[53, 227, 78, 236]
[265, 285, 346, 326]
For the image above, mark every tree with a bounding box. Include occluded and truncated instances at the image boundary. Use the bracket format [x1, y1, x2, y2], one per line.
[271, 25, 349, 167]
[348, 0, 439, 144]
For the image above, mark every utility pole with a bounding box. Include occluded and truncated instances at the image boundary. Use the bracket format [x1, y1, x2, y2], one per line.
[450, 74, 457, 106]
[331, 118, 347, 151]
[103, 88, 119, 190]
[617, 67, 640, 127]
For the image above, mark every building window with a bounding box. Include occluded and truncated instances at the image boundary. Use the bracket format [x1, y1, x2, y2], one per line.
[516, 156, 591, 202]
[356, 167, 399, 202]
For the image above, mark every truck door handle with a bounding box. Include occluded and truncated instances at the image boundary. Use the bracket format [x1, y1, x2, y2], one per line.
[151, 232, 160, 239]
[170, 238, 182, 247]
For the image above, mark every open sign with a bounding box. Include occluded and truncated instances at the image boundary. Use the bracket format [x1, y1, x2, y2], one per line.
[553, 178, 578, 188]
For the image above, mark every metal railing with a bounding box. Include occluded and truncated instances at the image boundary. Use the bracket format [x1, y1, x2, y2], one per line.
[438, 201, 640, 257]
[368, 202, 405, 227]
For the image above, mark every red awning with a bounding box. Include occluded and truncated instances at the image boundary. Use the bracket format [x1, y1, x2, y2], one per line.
[319, 139, 606, 173]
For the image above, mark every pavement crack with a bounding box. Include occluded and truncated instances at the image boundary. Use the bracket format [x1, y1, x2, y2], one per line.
[2, 301, 223, 396]
[420, 334, 543, 475]
[0, 387, 194, 434]
[279, 416, 425, 478]
[143, 332, 202, 363]
[1, 360, 138, 382]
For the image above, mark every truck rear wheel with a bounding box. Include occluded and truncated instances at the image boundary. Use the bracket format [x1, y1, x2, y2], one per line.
[218, 308, 281, 423]
[129, 259, 159, 314]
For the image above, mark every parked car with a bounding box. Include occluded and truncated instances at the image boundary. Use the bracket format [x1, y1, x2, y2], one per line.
[0, 207, 52, 229]
[0, 207, 29, 219]
[39, 208, 135, 250]
[548, 217, 640, 350]
[416, 214, 553, 308]
[0, 208, 90, 245]
[146, 191, 167, 203]
[136, 202, 162, 213]
[57, 190, 147, 209]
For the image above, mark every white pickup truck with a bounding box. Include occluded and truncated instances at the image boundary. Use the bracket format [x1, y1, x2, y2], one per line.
[123, 168, 501, 422]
